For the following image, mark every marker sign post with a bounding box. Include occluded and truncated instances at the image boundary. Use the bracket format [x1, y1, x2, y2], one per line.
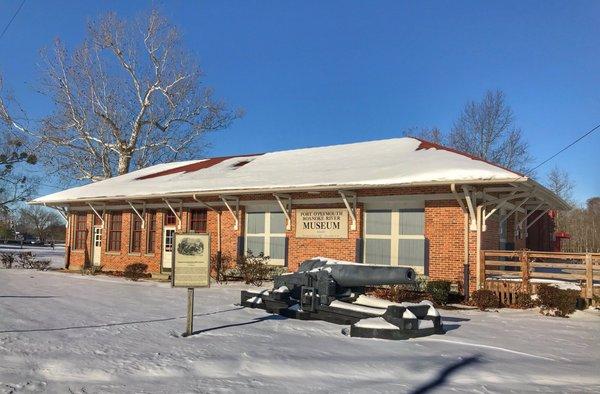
[171, 233, 210, 337]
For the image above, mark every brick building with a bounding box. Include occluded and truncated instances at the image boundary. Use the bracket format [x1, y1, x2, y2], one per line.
[32, 137, 568, 294]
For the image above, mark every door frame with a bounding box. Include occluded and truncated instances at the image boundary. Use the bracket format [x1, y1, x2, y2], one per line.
[91, 226, 103, 267]
[161, 226, 176, 273]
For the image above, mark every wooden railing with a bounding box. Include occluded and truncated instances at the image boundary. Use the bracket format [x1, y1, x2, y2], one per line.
[480, 250, 600, 302]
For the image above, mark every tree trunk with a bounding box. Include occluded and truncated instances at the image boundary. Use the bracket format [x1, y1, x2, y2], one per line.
[117, 152, 131, 176]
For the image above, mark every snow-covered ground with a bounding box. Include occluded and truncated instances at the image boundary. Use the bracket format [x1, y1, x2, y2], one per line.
[0, 245, 65, 269]
[1, 270, 599, 393]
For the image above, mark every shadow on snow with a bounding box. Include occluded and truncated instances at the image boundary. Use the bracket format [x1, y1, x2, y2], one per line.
[0, 306, 245, 333]
[410, 355, 482, 394]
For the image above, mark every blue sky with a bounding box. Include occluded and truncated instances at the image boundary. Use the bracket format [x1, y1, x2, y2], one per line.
[0, 0, 599, 203]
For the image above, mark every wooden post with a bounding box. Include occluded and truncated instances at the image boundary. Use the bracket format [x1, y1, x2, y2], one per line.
[521, 250, 530, 293]
[585, 254, 593, 300]
[479, 251, 486, 290]
[184, 288, 195, 337]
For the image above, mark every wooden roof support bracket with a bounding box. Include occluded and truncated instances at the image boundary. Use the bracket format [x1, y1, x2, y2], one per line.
[500, 195, 532, 225]
[273, 193, 292, 230]
[526, 208, 551, 231]
[163, 198, 182, 230]
[481, 191, 519, 231]
[451, 184, 467, 213]
[219, 195, 239, 230]
[192, 194, 217, 212]
[338, 190, 357, 230]
[517, 202, 544, 238]
[87, 203, 105, 228]
[517, 202, 544, 229]
[127, 201, 146, 229]
[461, 185, 478, 231]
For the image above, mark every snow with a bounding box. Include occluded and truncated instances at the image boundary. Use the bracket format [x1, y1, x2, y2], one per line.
[1, 269, 599, 392]
[32, 138, 527, 204]
[245, 297, 263, 305]
[354, 294, 399, 308]
[329, 300, 386, 315]
[488, 276, 585, 291]
[353, 317, 399, 330]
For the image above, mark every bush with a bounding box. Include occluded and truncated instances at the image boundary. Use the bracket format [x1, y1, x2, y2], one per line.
[223, 266, 242, 279]
[124, 263, 148, 281]
[369, 285, 433, 303]
[211, 253, 237, 282]
[31, 259, 51, 271]
[91, 265, 104, 275]
[1, 252, 50, 270]
[16, 252, 37, 269]
[514, 292, 534, 309]
[238, 252, 272, 286]
[0, 252, 16, 268]
[537, 284, 579, 317]
[0, 252, 50, 271]
[471, 289, 499, 310]
[426, 280, 451, 305]
[211, 253, 287, 285]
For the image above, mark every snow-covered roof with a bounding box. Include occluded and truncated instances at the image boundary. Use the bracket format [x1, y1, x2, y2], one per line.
[31, 137, 561, 206]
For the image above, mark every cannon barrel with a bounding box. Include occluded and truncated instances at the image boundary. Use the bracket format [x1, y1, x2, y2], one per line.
[327, 264, 415, 287]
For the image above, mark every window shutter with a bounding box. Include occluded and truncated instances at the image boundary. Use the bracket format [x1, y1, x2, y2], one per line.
[355, 238, 363, 263]
[236, 236, 245, 261]
[284, 237, 289, 267]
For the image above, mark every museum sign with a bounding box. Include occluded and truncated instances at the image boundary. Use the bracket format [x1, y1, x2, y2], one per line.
[295, 208, 349, 239]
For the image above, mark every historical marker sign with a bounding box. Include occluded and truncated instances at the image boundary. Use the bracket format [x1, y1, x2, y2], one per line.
[171, 233, 211, 288]
[295, 208, 349, 239]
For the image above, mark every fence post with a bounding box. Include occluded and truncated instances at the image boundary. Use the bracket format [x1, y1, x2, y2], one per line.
[520, 250, 530, 293]
[585, 253, 593, 300]
[479, 251, 486, 290]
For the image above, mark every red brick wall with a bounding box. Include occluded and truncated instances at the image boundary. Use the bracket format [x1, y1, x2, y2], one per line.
[425, 200, 465, 286]
[67, 212, 93, 269]
[64, 187, 522, 294]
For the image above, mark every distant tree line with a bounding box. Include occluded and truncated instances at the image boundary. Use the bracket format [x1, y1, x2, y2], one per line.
[545, 167, 599, 253]
[556, 198, 600, 253]
[0, 206, 65, 243]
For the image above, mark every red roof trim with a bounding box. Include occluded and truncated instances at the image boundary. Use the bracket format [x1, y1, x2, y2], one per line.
[414, 138, 525, 178]
[136, 153, 263, 180]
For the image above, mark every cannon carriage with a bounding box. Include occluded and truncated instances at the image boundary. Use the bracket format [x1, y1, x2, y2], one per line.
[241, 257, 444, 340]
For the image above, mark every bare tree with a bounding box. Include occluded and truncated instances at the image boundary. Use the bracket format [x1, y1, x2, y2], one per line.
[449, 90, 532, 173]
[17, 206, 63, 242]
[0, 75, 38, 211]
[402, 127, 446, 145]
[546, 166, 574, 205]
[545, 166, 575, 235]
[11, 10, 240, 182]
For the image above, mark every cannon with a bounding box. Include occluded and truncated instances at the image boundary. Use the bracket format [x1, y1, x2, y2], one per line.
[240, 257, 444, 340]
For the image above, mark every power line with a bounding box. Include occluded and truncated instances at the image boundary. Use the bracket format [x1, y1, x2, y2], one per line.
[528, 122, 600, 174]
[0, 0, 26, 42]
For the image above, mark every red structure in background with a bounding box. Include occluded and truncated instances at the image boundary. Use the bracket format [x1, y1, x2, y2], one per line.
[552, 231, 571, 252]
[526, 210, 571, 252]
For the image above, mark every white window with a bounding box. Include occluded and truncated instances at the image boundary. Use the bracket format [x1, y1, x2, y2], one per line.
[245, 211, 286, 265]
[363, 207, 425, 272]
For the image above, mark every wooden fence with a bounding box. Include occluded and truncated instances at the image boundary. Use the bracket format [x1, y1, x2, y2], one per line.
[480, 250, 600, 304]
